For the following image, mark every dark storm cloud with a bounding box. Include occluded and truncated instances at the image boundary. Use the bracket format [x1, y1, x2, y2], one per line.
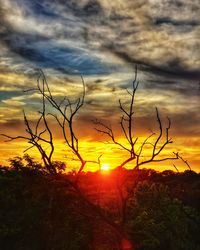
[103, 46, 200, 81]
[153, 17, 200, 27]
[145, 78, 199, 98]
[82, 0, 103, 16]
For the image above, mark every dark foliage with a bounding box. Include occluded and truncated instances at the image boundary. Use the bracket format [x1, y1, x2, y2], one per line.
[0, 162, 92, 250]
[0, 159, 200, 250]
[127, 181, 200, 250]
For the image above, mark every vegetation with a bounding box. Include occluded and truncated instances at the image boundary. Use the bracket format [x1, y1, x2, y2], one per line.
[0, 159, 200, 250]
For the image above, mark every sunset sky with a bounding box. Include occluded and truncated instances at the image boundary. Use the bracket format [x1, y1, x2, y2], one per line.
[0, 0, 199, 172]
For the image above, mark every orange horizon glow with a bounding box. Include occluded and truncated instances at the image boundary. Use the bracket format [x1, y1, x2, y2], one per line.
[0, 137, 199, 173]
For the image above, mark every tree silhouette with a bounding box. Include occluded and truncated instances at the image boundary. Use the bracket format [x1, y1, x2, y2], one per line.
[94, 66, 179, 170]
[1, 86, 56, 174]
[93, 66, 183, 226]
[1, 70, 102, 176]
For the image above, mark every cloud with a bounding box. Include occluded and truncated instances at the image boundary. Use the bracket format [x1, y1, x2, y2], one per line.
[2, 97, 25, 107]
[153, 17, 200, 27]
[1, 0, 199, 79]
[0, 0, 199, 169]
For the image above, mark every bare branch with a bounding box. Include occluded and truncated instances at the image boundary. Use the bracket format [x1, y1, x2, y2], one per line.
[94, 66, 140, 168]
[119, 100, 129, 116]
[177, 153, 192, 170]
[120, 116, 131, 144]
[173, 164, 180, 172]
[0, 134, 30, 142]
[93, 119, 131, 153]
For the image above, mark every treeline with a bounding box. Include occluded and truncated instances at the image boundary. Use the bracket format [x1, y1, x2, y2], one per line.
[0, 156, 200, 250]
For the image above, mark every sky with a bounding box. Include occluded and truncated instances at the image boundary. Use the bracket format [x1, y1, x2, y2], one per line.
[0, 0, 199, 172]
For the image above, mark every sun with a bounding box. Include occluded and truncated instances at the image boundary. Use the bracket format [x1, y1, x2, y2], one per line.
[101, 163, 110, 171]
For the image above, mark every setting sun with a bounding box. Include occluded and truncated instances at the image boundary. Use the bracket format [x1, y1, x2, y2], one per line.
[101, 163, 110, 171]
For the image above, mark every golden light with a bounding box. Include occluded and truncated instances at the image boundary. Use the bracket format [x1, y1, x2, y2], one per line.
[101, 163, 110, 171]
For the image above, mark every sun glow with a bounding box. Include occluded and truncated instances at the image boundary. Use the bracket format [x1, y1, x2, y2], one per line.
[101, 163, 110, 171]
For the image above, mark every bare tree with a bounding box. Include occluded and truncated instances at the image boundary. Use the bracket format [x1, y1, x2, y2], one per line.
[1, 83, 56, 174]
[94, 66, 179, 224]
[35, 71, 103, 175]
[94, 66, 179, 170]
[1, 70, 102, 176]
[36, 71, 87, 174]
